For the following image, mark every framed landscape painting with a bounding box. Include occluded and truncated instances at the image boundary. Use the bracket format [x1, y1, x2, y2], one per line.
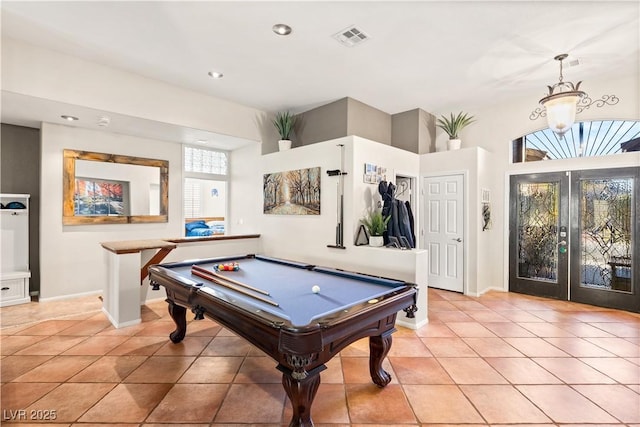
[263, 167, 320, 215]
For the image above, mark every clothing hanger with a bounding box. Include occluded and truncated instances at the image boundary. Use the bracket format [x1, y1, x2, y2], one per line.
[396, 181, 409, 197]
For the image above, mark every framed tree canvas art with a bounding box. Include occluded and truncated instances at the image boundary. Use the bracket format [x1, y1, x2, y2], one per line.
[263, 167, 320, 215]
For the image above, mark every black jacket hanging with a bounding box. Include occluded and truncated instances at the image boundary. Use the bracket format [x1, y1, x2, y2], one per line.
[405, 200, 416, 247]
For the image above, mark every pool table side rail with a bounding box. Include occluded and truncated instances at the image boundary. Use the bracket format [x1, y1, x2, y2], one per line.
[311, 289, 417, 355]
[151, 264, 416, 370]
[149, 263, 416, 333]
[158, 253, 315, 271]
[312, 266, 410, 287]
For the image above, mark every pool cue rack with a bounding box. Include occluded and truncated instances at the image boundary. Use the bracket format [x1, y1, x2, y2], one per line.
[326, 168, 347, 249]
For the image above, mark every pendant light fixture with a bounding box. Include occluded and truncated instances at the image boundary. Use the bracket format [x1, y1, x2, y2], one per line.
[539, 54, 586, 137]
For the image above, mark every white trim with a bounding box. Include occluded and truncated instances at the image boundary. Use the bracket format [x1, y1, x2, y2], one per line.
[397, 316, 428, 330]
[102, 307, 141, 328]
[503, 171, 511, 292]
[478, 286, 507, 297]
[38, 289, 102, 303]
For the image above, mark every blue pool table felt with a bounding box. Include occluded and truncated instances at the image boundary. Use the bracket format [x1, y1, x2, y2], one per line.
[170, 257, 406, 327]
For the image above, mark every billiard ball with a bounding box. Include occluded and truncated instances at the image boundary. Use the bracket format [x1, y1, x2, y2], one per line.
[312, 285, 320, 294]
[214, 262, 240, 271]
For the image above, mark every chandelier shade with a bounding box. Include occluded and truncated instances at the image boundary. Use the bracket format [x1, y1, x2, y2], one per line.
[539, 54, 586, 137]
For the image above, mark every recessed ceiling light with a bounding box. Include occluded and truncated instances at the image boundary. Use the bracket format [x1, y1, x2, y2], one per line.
[272, 23, 292, 36]
[208, 71, 224, 79]
[61, 115, 79, 121]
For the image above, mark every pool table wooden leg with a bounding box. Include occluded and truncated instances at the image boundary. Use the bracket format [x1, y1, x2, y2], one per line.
[282, 367, 322, 427]
[369, 330, 393, 387]
[167, 300, 187, 343]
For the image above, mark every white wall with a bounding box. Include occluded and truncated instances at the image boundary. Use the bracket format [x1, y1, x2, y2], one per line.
[420, 147, 497, 296]
[228, 142, 264, 236]
[2, 38, 266, 143]
[230, 135, 424, 274]
[39, 123, 183, 300]
[242, 136, 420, 264]
[258, 136, 353, 264]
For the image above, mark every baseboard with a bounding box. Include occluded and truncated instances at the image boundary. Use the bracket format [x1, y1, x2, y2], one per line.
[478, 286, 507, 296]
[102, 307, 142, 329]
[396, 317, 428, 330]
[38, 290, 103, 303]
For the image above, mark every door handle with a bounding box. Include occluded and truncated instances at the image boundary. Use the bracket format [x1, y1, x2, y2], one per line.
[558, 240, 568, 254]
[452, 238, 462, 242]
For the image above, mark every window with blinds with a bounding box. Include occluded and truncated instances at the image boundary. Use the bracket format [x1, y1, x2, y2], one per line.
[183, 178, 202, 218]
[183, 146, 228, 237]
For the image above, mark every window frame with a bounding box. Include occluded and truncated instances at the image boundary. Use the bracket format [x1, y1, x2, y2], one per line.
[182, 144, 229, 235]
[512, 120, 640, 163]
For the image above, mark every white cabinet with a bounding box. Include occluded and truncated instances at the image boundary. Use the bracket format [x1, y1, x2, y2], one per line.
[1, 193, 31, 307]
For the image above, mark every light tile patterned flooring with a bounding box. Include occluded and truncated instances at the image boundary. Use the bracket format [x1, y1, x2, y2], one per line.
[1, 288, 639, 426]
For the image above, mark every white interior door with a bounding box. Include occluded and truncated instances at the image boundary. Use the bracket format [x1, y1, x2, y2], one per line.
[423, 174, 464, 292]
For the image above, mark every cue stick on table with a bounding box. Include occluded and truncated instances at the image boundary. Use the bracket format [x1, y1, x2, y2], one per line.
[191, 264, 270, 295]
[191, 268, 280, 307]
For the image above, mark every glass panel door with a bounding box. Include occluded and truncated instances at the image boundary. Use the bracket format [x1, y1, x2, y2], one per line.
[509, 173, 569, 300]
[570, 168, 639, 311]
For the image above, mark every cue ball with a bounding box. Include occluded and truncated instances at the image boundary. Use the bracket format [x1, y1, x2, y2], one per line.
[312, 285, 320, 294]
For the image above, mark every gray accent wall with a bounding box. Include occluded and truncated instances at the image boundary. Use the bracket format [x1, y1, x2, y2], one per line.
[292, 98, 349, 147]
[391, 108, 436, 154]
[1, 123, 41, 296]
[346, 98, 391, 145]
[292, 97, 392, 148]
[288, 97, 435, 154]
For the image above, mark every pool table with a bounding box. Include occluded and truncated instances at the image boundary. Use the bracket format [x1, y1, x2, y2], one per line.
[148, 254, 417, 427]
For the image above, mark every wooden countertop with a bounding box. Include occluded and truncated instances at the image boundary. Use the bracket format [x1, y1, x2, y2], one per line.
[100, 239, 177, 255]
[166, 234, 261, 244]
[101, 234, 261, 254]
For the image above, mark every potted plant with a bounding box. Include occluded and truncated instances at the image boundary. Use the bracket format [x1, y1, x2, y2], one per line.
[272, 111, 296, 151]
[361, 210, 390, 247]
[436, 111, 475, 150]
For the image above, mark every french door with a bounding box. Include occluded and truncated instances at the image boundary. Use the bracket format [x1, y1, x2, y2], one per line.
[509, 168, 639, 312]
[509, 173, 569, 300]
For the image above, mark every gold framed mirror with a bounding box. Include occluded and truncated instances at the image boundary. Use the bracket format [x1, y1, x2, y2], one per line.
[63, 149, 168, 225]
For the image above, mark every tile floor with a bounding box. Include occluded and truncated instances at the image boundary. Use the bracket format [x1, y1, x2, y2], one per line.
[1, 288, 639, 426]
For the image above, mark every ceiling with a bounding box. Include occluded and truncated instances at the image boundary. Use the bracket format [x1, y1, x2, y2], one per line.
[1, 1, 638, 148]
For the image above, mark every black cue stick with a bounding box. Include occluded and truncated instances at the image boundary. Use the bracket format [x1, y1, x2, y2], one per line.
[337, 143, 345, 247]
[327, 144, 346, 249]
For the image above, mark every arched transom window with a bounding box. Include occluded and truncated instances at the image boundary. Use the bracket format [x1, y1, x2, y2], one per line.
[513, 120, 640, 162]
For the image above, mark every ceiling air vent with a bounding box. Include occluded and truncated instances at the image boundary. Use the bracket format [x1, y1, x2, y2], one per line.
[333, 25, 370, 47]
[567, 58, 581, 68]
